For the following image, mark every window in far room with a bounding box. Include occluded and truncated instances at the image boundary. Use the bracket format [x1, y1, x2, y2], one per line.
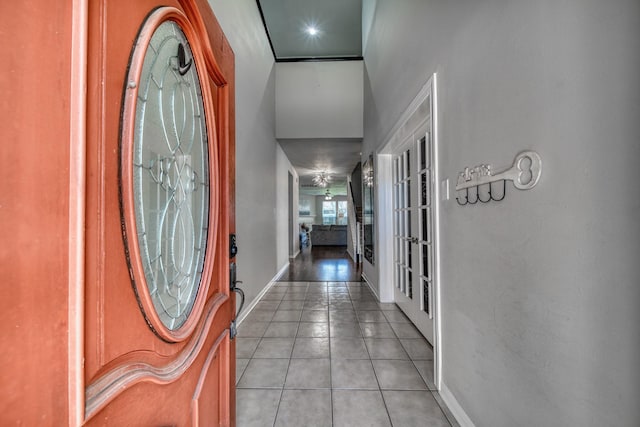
[322, 201, 336, 224]
[322, 200, 348, 225]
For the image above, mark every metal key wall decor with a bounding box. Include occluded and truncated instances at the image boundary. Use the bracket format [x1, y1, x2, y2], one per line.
[455, 151, 542, 205]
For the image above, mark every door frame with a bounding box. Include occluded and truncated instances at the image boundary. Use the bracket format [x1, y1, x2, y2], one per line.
[288, 171, 294, 257]
[378, 73, 441, 389]
[69, 0, 88, 424]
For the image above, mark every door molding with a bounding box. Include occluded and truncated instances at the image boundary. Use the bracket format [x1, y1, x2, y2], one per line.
[378, 73, 441, 389]
[69, 0, 88, 425]
[375, 154, 394, 303]
[85, 293, 228, 420]
[191, 330, 231, 425]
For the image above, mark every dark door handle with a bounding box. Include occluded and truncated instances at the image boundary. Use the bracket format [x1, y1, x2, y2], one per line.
[229, 262, 245, 318]
[177, 43, 192, 75]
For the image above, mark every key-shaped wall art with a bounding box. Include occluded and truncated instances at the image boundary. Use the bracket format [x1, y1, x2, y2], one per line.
[455, 151, 542, 205]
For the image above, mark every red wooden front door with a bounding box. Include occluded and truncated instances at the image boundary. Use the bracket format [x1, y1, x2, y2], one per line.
[83, 0, 236, 425]
[0, 0, 235, 425]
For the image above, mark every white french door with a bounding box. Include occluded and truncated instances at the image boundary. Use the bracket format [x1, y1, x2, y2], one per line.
[392, 130, 435, 344]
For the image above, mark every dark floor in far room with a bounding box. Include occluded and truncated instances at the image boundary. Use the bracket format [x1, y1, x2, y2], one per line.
[277, 245, 362, 282]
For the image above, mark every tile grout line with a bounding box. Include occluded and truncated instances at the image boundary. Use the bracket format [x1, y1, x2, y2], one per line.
[355, 282, 395, 427]
[269, 282, 305, 426]
[273, 315, 298, 426]
[327, 281, 335, 427]
[269, 387, 284, 427]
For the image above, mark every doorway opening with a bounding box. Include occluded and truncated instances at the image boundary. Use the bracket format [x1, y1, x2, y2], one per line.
[288, 171, 294, 258]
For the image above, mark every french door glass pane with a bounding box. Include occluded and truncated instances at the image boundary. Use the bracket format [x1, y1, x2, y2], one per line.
[403, 240, 407, 267]
[421, 173, 427, 206]
[394, 211, 398, 235]
[405, 150, 411, 176]
[421, 133, 431, 170]
[394, 184, 399, 209]
[394, 157, 399, 183]
[422, 172, 431, 207]
[422, 279, 430, 315]
[421, 208, 431, 243]
[422, 244, 430, 280]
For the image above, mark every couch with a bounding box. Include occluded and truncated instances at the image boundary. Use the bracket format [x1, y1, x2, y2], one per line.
[310, 225, 347, 246]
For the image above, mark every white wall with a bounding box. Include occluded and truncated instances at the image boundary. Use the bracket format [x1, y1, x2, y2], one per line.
[276, 61, 364, 139]
[298, 193, 318, 225]
[207, 0, 281, 308]
[363, 1, 640, 426]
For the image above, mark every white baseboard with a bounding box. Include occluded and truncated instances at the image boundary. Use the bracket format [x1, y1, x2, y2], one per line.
[440, 382, 475, 427]
[273, 262, 290, 281]
[290, 249, 300, 259]
[361, 272, 380, 301]
[237, 263, 289, 325]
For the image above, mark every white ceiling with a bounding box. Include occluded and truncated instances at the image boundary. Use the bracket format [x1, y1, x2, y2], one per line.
[258, 0, 364, 195]
[279, 139, 361, 196]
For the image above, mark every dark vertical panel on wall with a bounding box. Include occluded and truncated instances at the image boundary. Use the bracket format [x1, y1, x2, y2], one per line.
[350, 162, 362, 208]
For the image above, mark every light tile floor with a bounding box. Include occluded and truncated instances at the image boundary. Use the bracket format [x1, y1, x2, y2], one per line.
[236, 281, 459, 427]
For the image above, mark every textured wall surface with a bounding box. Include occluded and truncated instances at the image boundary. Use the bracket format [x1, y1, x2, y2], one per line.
[363, 0, 640, 425]
[276, 61, 364, 139]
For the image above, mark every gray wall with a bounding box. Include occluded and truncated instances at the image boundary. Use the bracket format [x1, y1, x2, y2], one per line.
[299, 193, 318, 227]
[207, 0, 285, 308]
[363, 0, 640, 426]
[276, 61, 364, 139]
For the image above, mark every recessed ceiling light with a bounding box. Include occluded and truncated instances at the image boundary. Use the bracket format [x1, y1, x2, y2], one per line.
[306, 26, 319, 36]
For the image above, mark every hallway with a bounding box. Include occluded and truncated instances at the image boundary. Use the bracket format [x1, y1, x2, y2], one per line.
[235, 248, 457, 426]
[277, 246, 362, 282]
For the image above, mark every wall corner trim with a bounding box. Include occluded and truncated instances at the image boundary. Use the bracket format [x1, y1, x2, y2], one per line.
[361, 272, 381, 301]
[440, 382, 476, 427]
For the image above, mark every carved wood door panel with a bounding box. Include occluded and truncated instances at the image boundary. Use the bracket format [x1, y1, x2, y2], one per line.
[83, 1, 235, 425]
